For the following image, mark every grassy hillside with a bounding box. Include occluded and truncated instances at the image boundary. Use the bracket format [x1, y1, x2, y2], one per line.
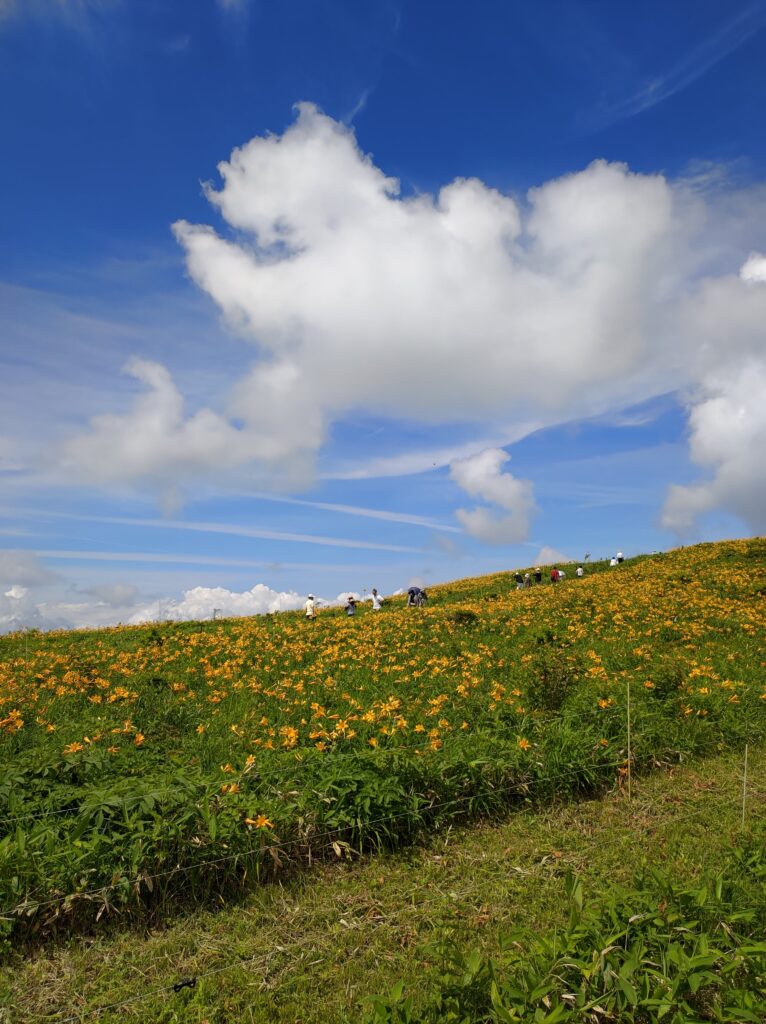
[1, 539, 765, 950]
[5, 745, 766, 1023]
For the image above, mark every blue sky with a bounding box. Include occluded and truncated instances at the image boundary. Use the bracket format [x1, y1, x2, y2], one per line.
[1, 0, 765, 630]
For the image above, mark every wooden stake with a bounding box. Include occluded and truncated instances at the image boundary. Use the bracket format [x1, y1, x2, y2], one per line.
[742, 743, 749, 827]
[626, 678, 632, 802]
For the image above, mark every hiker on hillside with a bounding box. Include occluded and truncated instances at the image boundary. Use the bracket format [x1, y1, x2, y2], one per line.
[345, 595, 357, 616]
[523, 572, 532, 589]
[514, 571, 524, 590]
[576, 565, 584, 577]
[616, 551, 624, 564]
[305, 594, 317, 619]
[609, 557, 617, 567]
[371, 588, 383, 611]
[534, 567, 542, 584]
[550, 566, 560, 583]
[407, 586, 427, 607]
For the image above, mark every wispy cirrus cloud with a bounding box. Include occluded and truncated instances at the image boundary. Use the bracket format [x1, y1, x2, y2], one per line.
[247, 492, 462, 532]
[215, 0, 250, 13]
[588, 3, 766, 128]
[32, 549, 384, 572]
[325, 424, 543, 480]
[4, 507, 424, 554]
[0, 0, 117, 28]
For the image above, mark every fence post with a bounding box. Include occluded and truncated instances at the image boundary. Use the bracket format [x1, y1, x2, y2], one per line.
[626, 678, 632, 802]
[23, 626, 30, 689]
[741, 743, 749, 828]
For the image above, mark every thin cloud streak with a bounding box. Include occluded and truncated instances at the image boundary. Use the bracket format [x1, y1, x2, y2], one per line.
[248, 492, 462, 532]
[33, 549, 389, 572]
[590, 3, 766, 127]
[4, 508, 424, 554]
[324, 423, 543, 480]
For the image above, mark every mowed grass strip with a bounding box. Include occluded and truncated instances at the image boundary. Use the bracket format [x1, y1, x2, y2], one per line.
[4, 744, 764, 1024]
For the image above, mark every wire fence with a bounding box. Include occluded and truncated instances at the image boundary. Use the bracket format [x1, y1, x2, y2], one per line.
[20, 782, 765, 1024]
[3, 695, 759, 918]
[0, 698, 730, 831]
[2, 754, 631, 919]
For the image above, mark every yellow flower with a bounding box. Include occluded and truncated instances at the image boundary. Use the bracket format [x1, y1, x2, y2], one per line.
[134, 733, 145, 746]
[368, 737, 378, 747]
[517, 737, 531, 751]
[244, 814, 273, 829]
[63, 742, 84, 755]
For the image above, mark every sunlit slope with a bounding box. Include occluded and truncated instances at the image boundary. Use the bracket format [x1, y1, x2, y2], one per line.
[1, 538, 764, 943]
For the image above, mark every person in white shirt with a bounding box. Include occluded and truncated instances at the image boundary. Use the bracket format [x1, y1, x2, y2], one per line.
[609, 557, 617, 567]
[371, 588, 382, 611]
[576, 566, 584, 577]
[305, 594, 316, 619]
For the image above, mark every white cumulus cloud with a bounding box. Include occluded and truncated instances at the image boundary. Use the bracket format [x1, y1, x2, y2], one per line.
[172, 103, 686, 445]
[58, 104, 766, 531]
[740, 252, 766, 284]
[59, 358, 319, 504]
[129, 583, 307, 624]
[449, 448, 535, 544]
[662, 362, 766, 533]
[533, 546, 573, 566]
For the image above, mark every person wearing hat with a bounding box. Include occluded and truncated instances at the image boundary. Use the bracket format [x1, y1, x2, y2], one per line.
[533, 568, 542, 584]
[305, 594, 317, 619]
[345, 595, 357, 616]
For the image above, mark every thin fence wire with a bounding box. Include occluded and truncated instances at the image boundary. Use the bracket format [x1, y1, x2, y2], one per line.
[6, 742, 762, 924]
[1, 755, 630, 919]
